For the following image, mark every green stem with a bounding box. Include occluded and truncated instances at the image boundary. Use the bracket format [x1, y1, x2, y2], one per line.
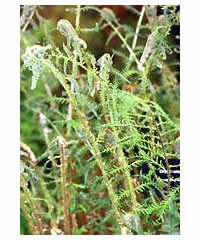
[126, 6, 145, 70]
[43, 59, 125, 232]
[75, 5, 81, 32]
[58, 136, 71, 234]
[109, 108, 138, 214]
[21, 176, 43, 234]
[20, 195, 37, 234]
[131, 6, 145, 52]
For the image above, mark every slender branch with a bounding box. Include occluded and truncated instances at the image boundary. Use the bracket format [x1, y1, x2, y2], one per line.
[44, 82, 56, 109]
[71, 213, 78, 232]
[75, 5, 81, 32]
[66, 56, 77, 137]
[58, 136, 71, 234]
[152, 113, 171, 194]
[109, 22, 140, 66]
[20, 141, 37, 165]
[126, 6, 145, 70]
[131, 6, 145, 52]
[21, 6, 37, 32]
[109, 109, 138, 214]
[85, 7, 140, 67]
[67, 82, 74, 123]
[20, 195, 38, 234]
[20, 176, 43, 234]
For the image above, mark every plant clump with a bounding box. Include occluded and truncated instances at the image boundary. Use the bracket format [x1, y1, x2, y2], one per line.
[20, 5, 180, 235]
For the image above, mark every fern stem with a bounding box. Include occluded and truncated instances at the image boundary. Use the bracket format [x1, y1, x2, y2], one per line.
[20, 195, 37, 234]
[109, 22, 140, 67]
[20, 176, 43, 234]
[151, 111, 171, 195]
[38, 110, 57, 170]
[75, 5, 81, 32]
[67, 82, 74, 137]
[85, 6, 140, 67]
[44, 59, 125, 231]
[74, 111, 125, 229]
[109, 113, 138, 213]
[58, 136, 71, 234]
[66, 56, 77, 137]
[126, 6, 145, 71]
[131, 6, 145, 52]
[100, 68, 138, 215]
[43, 81, 56, 109]
[21, 6, 36, 32]
[38, 176, 55, 228]
[20, 141, 37, 165]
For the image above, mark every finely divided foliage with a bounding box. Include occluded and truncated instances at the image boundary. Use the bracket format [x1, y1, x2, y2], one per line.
[20, 5, 180, 235]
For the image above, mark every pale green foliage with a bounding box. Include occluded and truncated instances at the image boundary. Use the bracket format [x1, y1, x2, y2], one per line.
[57, 19, 87, 50]
[21, 5, 180, 235]
[138, 31, 157, 71]
[22, 44, 51, 89]
[97, 53, 113, 79]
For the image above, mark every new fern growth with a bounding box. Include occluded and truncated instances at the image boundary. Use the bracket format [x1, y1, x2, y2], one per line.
[20, 5, 180, 235]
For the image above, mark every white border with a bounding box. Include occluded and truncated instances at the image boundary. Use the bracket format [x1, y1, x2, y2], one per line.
[2, 0, 200, 239]
[0, 0, 20, 239]
[19, 1, 181, 5]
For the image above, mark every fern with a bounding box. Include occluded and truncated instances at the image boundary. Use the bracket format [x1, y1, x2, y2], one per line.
[21, 5, 180, 235]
